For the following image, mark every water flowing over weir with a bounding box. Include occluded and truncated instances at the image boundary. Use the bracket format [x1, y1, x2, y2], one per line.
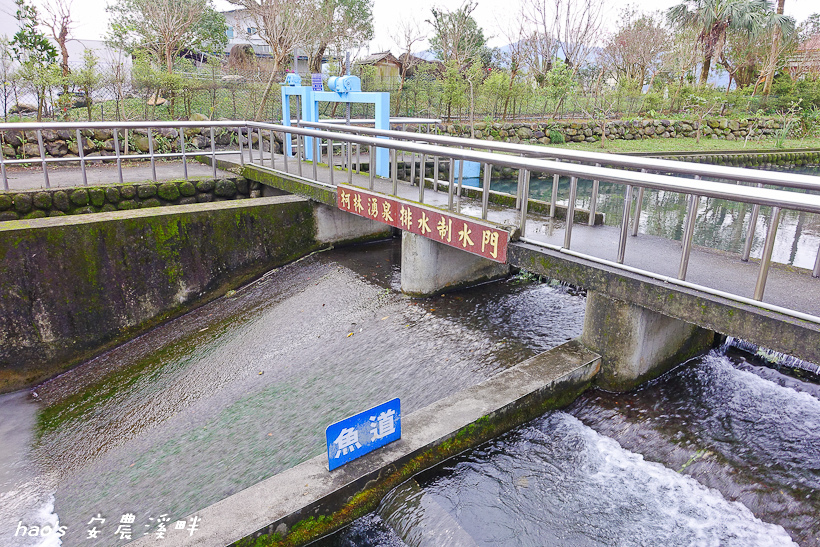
[2, 238, 819, 545]
[322, 347, 820, 547]
[0, 239, 586, 547]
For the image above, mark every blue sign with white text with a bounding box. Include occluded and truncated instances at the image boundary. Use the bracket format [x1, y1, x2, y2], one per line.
[311, 73, 323, 92]
[325, 398, 401, 471]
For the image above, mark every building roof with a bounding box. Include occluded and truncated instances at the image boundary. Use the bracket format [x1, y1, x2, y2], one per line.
[357, 52, 401, 66]
[799, 34, 820, 52]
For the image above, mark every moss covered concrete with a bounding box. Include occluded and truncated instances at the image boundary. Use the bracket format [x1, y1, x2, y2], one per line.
[124, 339, 600, 547]
[0, 196, 321, 393]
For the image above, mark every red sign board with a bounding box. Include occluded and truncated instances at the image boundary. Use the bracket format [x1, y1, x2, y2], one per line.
[337, 184, 509, 263]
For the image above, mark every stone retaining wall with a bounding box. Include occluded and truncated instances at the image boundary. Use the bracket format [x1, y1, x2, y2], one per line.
[0, 177, 260, 222]
[436, 118, 786, 144]
[0, 126, 283, 160]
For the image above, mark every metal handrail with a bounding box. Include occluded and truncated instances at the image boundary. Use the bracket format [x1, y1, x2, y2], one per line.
[298, 120, 820, 192]
[2, 119, 819, 310]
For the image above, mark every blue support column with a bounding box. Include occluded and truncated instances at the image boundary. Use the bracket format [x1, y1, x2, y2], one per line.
[280, 84, 312, 158]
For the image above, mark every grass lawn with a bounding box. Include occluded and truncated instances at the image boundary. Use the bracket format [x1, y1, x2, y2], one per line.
[549, 136, 820, 154]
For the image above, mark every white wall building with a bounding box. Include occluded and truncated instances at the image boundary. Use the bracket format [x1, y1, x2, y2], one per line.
[222, 9, 310, 74]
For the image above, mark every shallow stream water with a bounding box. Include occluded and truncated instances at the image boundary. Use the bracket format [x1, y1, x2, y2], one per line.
[322, 350, 819, 547]
[0, 239, 585, 546]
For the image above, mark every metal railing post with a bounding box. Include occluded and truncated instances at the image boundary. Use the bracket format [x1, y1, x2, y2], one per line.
[589, 163, 600, 226]
[238, 126, 245, 167]
[515, 167, 523, 210]
[210, 127, 217, 179]
[282, 132, 288, 172]
[754, 207, 781, 301]
[814, 245, 820, 278]
[391, 148, 398, 195]
[75, 129, 87, 186]
[356, 144, 361, 174]
[0, 141, 6, 190]
[113, 128, 123, 185]
[312, 135, 318, 181]
[36, 129, 50, 188]
[520, 169, 530, 235]
[419, 153, 426, 203]
[564, 176, 578, 249]
[456, 158, 464, 214]
[347, 140, 353, 184]
[410, 152, 416, 189]
[179, 126, 188, 181]
[448, 158, 455, 211]
[631, 170, 646, 236]
[147, 128, 157, 181]
[328, 139, 334, 185]
[550, 172, 559, 218]
[296, 134, 302, 177]
[618, 185, 633, 264]
[678, 194, 700, 280]
[433, 156, 439, 192]
[248, 126, 255, 164]
[369, 144, 375, 190]
[742, 183, 764, 261]
[270, 130, 276, 169]
[481, 162, 491, 220]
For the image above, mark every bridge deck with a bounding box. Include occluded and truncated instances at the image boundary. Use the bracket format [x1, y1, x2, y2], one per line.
[222, 150, 820, 319]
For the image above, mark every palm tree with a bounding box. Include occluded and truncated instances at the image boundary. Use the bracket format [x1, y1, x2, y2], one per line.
[667, 0, 792, 86]
[762, 0, 785, 95]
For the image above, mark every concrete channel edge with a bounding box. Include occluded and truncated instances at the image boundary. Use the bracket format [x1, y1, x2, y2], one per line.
[127, 339, 601, 547]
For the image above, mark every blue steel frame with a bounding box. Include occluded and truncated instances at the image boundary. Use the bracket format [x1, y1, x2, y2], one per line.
[281, 85, 390, 178]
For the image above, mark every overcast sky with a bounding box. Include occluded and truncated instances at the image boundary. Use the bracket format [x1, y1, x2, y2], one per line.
[47, 0, 818, 54]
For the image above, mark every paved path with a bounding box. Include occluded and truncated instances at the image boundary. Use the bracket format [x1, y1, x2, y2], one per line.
[3, 160, 232, 190]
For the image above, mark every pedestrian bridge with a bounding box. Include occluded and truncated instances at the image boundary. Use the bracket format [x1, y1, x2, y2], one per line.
[2, 119, 819, 390]
[222, 119, 820, 390]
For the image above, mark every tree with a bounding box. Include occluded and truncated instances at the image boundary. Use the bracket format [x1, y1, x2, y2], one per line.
[497, 19, 529, 120]
[306, 0, 373, 74]
[10, 0, 59, 120]
[761, 0, 784, 94]
[522, 0, 604, 78]
[227, 0, 314, 120]
[70, 49, 102, 121]
[107, 0, 227, 74]
[0, 38, 15, 121]
[391, 18, 426, 116]
[427, 1, 487, 69]
[667, 0, 793, 86]
[40, 0, 73, 80]
[600, 8, 670, 91]
[521, 0, 560, 86]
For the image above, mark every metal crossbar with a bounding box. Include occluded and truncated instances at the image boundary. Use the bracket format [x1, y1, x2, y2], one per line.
[1, 119, 819, 317]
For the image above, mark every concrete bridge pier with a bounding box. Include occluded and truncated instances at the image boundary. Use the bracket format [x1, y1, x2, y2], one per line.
[400, 232, 510, 297]
[581, 291, 715, 392]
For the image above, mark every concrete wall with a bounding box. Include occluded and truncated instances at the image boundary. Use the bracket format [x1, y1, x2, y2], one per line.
[401, 232, 510, 297]
[581, 291, 714, 391]
[0, 196, 387, 393]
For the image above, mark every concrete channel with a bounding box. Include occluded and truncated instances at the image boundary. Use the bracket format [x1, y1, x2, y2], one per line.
[127, 340, 601, 547]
